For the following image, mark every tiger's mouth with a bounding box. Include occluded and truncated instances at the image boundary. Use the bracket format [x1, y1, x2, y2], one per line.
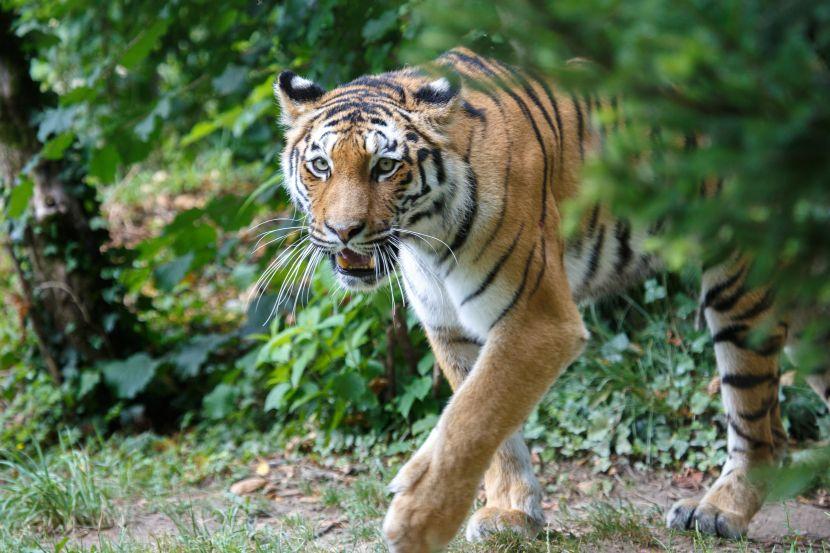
[329, 244, 397, 291]
[334, 248, 376, 276]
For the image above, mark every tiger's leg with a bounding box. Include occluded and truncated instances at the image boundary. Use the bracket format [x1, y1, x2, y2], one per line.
[383, 282, 587, 552]
[421, 327, 545, 542]
[667, 262, 787, 538]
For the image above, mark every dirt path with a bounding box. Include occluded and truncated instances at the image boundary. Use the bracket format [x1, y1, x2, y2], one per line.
[70, 454, 829, 551]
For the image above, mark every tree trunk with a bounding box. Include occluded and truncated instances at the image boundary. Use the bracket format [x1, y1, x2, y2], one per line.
[1, 11, 142, 381]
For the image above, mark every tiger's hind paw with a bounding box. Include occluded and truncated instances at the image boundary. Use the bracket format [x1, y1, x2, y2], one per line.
[666, 498, 747, 540]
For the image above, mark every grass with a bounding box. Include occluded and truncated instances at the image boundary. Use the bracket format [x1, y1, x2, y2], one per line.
[0, 435, 114, 532]
[1, 427, 826, 553]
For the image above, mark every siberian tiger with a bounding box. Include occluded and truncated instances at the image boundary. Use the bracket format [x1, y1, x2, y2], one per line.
[273, 48, 830, 552]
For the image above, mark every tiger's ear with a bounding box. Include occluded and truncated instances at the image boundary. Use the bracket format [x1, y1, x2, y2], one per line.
[412, 76, 460, 124]
[274, 71, 326, 125]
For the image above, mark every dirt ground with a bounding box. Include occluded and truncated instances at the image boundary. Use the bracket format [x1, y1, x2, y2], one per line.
[70, 452, 829, 552]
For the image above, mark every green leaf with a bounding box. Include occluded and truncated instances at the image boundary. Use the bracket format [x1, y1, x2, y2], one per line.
[60, 86, 95, 105]
[264, 383, 292, 412]
[362, 10, 398, 41]
[120, 19, 169, 70]
[169, 334, 228, 378]
[101, 353, 159, 399]
[41, 131, 75, 160]
[180, 120, 220, 147]
[291, 344, 317, 388]
[212, 64, 247, 95]
[89, 144, 120, 183]
[6, 176, 34, 218]
[37, 106, 80, 142]
[78, 370, 101, 398]
[154, 252, 194, 291]
[332, 372, 365, 400]
[203, 383, 239, 419]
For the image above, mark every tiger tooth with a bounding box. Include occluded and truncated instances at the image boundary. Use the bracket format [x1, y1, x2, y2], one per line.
[336, 255, 349, 269]
[368, 255, 376, 269]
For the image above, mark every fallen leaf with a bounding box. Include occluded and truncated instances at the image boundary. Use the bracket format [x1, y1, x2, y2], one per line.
[672, 468, 704, 490]
[255, 459, 270, 476]
[314, 518, 346, 538]
[707, 376, 720, 396]
[577, 479, 600, 495]
[229, 476, 267, 495]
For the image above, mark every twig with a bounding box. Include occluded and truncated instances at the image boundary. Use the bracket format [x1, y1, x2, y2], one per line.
[3, 243, 61, 383]
[34, 281, 92, 323]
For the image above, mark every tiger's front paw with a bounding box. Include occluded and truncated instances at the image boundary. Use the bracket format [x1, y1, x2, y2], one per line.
[383, 453, 473, 553]
[666, 498, 748, 539]
[465, 506, 544, 542]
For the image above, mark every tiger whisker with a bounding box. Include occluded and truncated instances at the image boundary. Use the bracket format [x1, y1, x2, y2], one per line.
[249, 237, 310, 311]
[247, 216, 304, 232]
[395, 228, 458, 266]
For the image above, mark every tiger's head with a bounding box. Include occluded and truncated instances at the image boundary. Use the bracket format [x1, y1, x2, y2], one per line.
[274, 68, 462, 291]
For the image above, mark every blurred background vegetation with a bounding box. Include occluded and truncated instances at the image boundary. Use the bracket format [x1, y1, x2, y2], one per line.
[0, 0, 827, 506]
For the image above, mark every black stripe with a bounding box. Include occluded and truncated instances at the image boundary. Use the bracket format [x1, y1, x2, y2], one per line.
[587, 203, 600, 235]
[447, 51, 550, 226]
[491, 62, 563, 206]
[583, 224, 606, 285]
[416, 147, 429, 187]
[732, 289, 775, 321]
[322, 101, 380, 120]
[491, 241, 537, 328]
[714, 323, 785, 357]
[529, 235, 547, 297]
[720, 372, 777, 389]
[702, 264, 747, 309]
[461, 225, 524, 305]
[461, 101, 486, 120]
[728, 417, 773, 450]
[406, 199, 442, 227]
[571, 94, 585, 160]
[492, 60, 560, 161]
[431, 149, 446, 184]
[712, 324, 750, 345]
[712, 284, 748, 312]
[613, 220, 633, 274]
[736, 398, 775, 422]
[440, 166, 478, 266]
[529, 71, 565, 166]
[346, 76, 406, 102]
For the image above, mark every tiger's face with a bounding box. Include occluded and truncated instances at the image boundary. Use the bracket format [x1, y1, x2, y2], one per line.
[275, 70, 460, 291]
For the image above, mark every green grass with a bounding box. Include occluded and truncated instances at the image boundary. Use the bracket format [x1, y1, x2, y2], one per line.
[0, 435, 114, 532]
[0, 428, 826, 553]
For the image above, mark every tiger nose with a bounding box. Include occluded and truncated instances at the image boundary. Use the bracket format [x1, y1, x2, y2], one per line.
[325, 221, 365, 244]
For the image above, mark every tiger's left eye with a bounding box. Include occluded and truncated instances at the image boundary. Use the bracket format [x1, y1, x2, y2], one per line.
[376, 158, 398, 174]
[311, 158, 330, 173]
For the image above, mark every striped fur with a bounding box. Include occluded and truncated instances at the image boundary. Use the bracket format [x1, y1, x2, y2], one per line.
[274, 49, 830, 551]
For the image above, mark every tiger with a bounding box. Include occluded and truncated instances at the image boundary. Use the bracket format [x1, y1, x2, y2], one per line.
[272, 47, 830, 552]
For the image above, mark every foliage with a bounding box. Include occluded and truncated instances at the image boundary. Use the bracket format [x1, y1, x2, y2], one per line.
[414, 0, 830, 363]
[1, 0, 420, 432]
[250, 269, 440, 440]
[0, 0, 828, 503]
[0, 434, 113, 531]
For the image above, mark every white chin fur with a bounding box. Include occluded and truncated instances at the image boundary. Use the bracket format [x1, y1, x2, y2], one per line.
[336, 273, 386, 292]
